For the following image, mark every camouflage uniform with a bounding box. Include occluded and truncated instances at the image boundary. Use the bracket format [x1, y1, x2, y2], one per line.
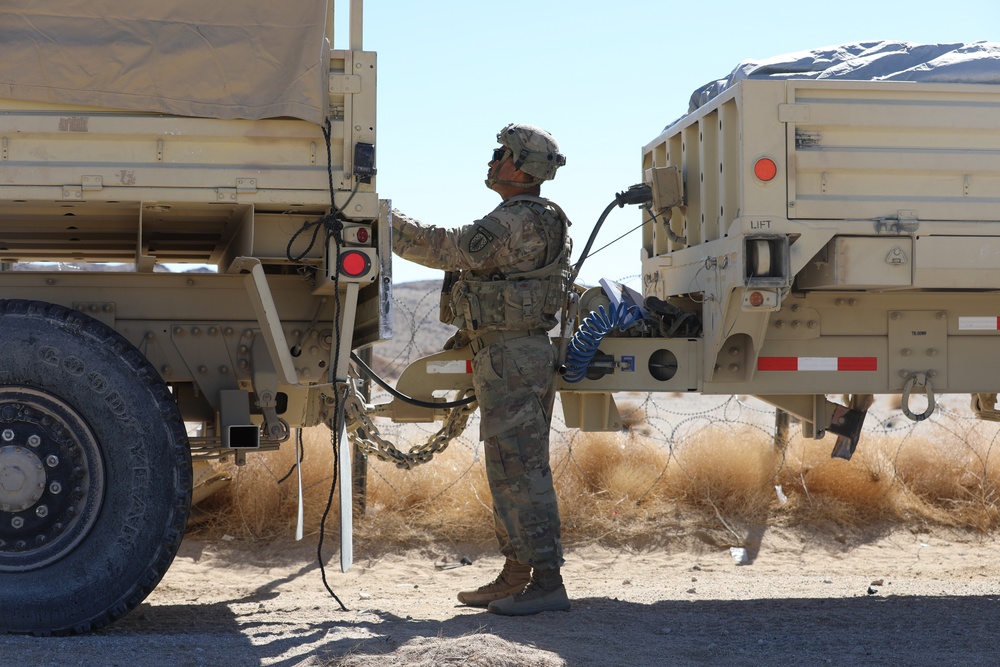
[392, 197, 572, 571]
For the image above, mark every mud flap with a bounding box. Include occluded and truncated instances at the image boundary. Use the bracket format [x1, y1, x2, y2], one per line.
[827, 395, 874, 460]
[338, 396, 354, 572]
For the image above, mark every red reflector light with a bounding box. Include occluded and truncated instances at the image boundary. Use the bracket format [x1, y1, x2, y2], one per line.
[355, 227, 370, 244]
[338, 250, 371, 277]
[749, 291, 764, 307]
[754, 157, 777, 182]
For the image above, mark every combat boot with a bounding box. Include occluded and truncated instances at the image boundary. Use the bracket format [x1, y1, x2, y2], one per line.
[457, 558, 531, 608]
[487, 567, 570, 616]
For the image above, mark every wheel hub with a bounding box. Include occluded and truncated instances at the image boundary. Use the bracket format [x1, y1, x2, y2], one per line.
[0, 445, 46, 511]
[0, 389, 105, 572]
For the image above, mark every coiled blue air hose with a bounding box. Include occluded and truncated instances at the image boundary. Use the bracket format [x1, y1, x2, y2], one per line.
[562, 302, 641, 383]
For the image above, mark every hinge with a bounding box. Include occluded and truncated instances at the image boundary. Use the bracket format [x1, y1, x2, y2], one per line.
[218, 180, 256, 200]
[62, 185, 83, 200]
[236, 178, 257, 194]
[82, 175, 103, 191]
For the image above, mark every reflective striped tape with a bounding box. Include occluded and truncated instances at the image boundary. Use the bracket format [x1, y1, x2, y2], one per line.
[426, 360, 473, 374]
[758, 356, 877, 371]
[959, 316, 1000, 331]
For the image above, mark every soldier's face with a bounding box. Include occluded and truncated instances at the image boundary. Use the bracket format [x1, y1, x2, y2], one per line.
[487, 148, 516, 180]
[486, 146, 533, 194]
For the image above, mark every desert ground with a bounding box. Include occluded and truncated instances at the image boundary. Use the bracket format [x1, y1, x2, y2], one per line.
[2, 525, 1000, 666]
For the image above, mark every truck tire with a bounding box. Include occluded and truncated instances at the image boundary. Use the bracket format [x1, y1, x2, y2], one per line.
[0, 300, 191, 635]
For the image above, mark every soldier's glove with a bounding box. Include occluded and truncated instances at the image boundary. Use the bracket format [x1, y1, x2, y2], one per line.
[443, 330, 471, 350]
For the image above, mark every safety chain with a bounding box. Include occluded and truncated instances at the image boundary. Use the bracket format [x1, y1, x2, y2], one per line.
[343, 389, 478, 470]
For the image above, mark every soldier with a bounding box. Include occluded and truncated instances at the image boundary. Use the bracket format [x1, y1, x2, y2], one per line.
[391, 123, 572, 616]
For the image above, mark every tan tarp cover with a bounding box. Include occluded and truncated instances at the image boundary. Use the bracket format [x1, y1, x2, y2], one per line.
[0, 0, 331, 124]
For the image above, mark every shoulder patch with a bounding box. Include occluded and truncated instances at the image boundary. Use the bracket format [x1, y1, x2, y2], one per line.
[462, 216, 510, 258]
[468, 228, 494, 253]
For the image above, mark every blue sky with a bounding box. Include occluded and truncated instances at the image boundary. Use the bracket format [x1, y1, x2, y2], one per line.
[347, 0, 997, 287]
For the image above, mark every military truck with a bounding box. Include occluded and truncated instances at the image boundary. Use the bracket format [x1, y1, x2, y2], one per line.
[0, 0, 387, 634]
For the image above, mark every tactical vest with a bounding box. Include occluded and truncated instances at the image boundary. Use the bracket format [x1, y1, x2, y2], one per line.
[440, 196, 572, 334]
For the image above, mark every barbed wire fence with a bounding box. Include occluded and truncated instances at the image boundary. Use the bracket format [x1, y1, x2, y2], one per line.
[359, 281, 1000, 521]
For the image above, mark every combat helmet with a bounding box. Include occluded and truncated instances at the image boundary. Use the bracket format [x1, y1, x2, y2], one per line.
[496, 123, 566, 183]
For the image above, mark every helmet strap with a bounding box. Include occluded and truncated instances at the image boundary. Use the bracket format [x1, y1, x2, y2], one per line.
[485, 176, 543, 190]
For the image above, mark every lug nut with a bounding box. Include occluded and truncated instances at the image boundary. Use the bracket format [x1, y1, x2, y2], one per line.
[27, 435, 41, 447]
[49, 482, 62, 495]
[1, 429, 14, 442]
[35, 505, 48, 518]
[45, 455, 59, 468]
[11, 516, 24, 529]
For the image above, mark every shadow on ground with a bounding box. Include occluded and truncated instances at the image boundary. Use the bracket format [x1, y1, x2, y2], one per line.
[319, 593, 1000, 667]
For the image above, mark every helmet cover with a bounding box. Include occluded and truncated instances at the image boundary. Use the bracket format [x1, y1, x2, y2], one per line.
[496, 123, 566, 181]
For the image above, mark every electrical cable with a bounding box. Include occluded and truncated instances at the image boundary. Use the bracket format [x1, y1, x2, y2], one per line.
[286, 188, 357, 263]
[571, 184, 652, 281]
[584, 218, 648, 261]
[311, 118, 348, 612]
[350, 351, 476, 409]
[559, 184, 652, 382]
[571, 200, 618, 281]
[586, 202, 678, 261]
[562, 302, 642, 383]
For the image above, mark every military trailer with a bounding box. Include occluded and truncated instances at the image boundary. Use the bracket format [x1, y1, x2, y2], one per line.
[630, 73, 1000, 449]
[588, 75, 1000, 448]
[0, 0, 387, 634]
[383, 54, 1000, 471]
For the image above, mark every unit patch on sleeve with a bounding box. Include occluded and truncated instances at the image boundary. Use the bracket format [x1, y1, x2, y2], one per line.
[468, 227, 494, 253]
[461, 215, 509, 259]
